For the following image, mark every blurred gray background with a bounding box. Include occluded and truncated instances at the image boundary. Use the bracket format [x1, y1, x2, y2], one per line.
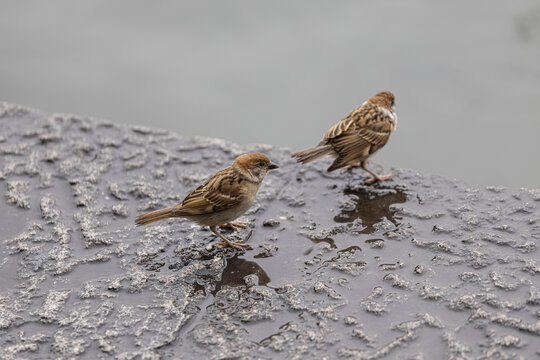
[1, 0, 539, 189]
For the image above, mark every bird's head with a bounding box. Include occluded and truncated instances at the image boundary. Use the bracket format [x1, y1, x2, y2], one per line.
[368, 90, 395, 113]
[233, 153, 279, 183]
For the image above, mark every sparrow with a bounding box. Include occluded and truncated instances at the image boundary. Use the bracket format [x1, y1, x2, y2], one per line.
[291, 90, 397, 184]
[135, 153, 279, 249]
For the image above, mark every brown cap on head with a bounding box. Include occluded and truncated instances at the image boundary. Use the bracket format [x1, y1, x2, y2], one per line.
[233, 153, 279, 171]
[368, 90, 395, 110]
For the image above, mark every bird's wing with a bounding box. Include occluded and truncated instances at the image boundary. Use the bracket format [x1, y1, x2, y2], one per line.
[175, 167, 245, 216]
[355, 119, 394, 146]
[333, 104, 394, 147]
[326, 104, 394, 171]
[321, 113, 356, 144]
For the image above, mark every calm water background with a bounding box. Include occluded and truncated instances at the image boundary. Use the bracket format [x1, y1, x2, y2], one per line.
[1, 0, 539, 189]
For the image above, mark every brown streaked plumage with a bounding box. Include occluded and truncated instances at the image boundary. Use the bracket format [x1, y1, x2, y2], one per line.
[135, 153, 279, 249]
[292, 90, 397, 184]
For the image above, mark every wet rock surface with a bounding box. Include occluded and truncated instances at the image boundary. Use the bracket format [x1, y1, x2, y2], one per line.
[0, 102, 539, 359]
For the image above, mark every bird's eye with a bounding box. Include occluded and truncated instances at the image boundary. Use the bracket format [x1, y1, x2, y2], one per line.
[258, 161, 266, 167]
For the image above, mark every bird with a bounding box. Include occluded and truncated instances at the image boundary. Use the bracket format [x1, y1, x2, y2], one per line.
[135, 153, 279, 249]
[291, 90, 397, 184]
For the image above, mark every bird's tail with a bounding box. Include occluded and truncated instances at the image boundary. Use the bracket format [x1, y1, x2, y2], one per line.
[135, 207, 175, 226]
[291, 145, 333, 164]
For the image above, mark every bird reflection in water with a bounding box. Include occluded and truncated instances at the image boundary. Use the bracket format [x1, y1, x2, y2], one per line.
[334, 186, 407, 234]
[212, 255, 271, 294]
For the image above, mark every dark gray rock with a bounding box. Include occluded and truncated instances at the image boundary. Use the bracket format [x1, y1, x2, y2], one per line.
[0, 102, 539, 359]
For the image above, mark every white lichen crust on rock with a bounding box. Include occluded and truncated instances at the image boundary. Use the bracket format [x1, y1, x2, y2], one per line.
[0, 102, 539, 359]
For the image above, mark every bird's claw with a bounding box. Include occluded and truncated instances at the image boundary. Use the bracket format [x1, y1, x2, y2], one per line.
[216, 239, 249, 250]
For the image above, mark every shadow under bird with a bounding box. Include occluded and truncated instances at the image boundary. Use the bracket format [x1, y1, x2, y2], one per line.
[135, 153, 279, 249]
[292, 90, 397, 184]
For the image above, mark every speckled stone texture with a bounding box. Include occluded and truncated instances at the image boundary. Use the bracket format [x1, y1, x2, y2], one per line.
[0, 102, 539, 359]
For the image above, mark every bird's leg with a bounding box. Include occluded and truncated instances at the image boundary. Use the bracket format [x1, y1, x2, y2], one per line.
[219, 222, 248, 231]
[341, 162, 362, 171]
[361, 161, 393, 184]
[210, 227, 248, 250]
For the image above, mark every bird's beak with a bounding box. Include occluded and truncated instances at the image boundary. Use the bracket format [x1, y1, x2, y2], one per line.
[268, 163, 279, 170]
